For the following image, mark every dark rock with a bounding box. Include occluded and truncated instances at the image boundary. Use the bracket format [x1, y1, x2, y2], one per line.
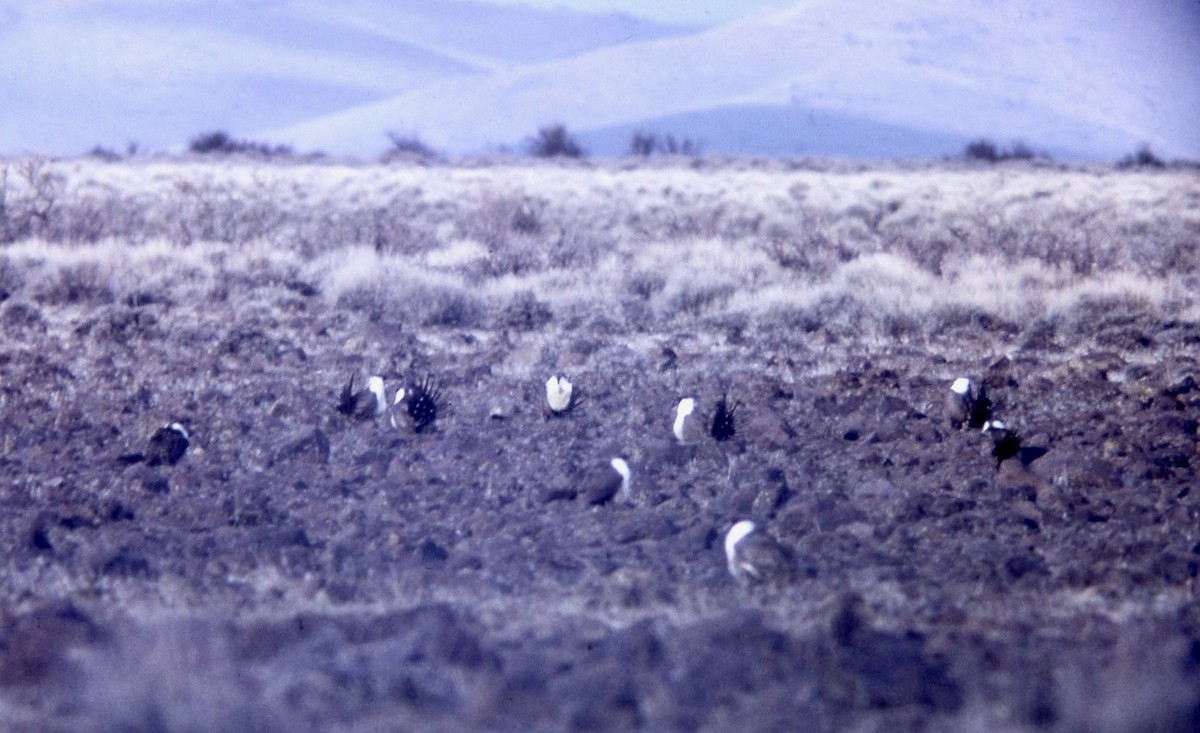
[1097, 326, 1153, 350]
[1164, 374, 1198, 397]
[123, 290, 165, 307]
[1004, 552, 1048, 580]
[284, 279, 320, 297]
[29, 523, 53, 552]
[418, 537, 450, 564]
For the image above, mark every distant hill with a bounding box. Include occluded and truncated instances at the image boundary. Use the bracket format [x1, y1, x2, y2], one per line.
[268, 0, 1200, 161]
[2, 0, 1196, 160]
[0, 0, 693, 155]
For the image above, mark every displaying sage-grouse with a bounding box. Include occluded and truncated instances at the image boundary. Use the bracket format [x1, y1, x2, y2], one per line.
[968, 383, 993, 429]
[338, 375, 387, 420]
[984, 419, 1048, 468]
[945, 377, 974, 428]
[710, 392, 740, 441]
[119, 422, 190, 466]
[395, 376, 447, 433]
[673, 397, 704, 444]
[945, 377, 992, 429]
[545, 374, 582, 415]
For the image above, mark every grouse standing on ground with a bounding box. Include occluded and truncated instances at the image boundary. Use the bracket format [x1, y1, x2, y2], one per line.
[967, 383, 993, 429]
[945, 377, 974, 428]
[578, 457, 632, 505]
[710, 392, 740, 441]
[946, 377, 993, 429]
[724, 520, 793, 584]
[984, 420, 1048, 468]
[338, 375, 387, 420]
[395, 376, 447, 433]
[673, 397, 704, 444]
[119, 422, 190, 466]
[545, 374, 582, 416]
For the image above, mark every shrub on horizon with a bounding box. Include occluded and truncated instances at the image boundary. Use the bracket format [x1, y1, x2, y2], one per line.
[0, 159, 66, 243]
[964, 139, 1000, 162]
[527, 124, 585, 158]
[1006, 140, 1037, 160]
[627, 130, 702, 157]
[188, 130, 293, 158]
[382, 132, 440, 162]
[962, 138, 1046, 163]
[629, 130, 657, 157]
[86, 145, 123, 162]
[1118, 144, 1165, 169]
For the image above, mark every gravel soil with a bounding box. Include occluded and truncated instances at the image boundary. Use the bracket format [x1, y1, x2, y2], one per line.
[0, 160, 1198, 732]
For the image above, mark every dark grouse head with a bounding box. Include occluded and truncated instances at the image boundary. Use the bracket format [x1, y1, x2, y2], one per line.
[710, 392, 741, 442]
[406, 376, 447, 433]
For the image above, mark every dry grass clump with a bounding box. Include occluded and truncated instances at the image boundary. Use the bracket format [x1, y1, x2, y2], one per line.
[452, 192, 586, 280]
[0, 237, 310, 315]
[495, 290, 554, 331]
[293, 194, 441, 260]
[0, 253, 24, 296]
[6, 240, 125, 306]
[635, 237, 774, 320]
[164, 178, 289, 248]
[728, 247, 1188, 344]
[0, 159, 66, 243]
[313, 247, 486, 328]
[759, 212, 847, 278]
[0, 156, 1195, 345]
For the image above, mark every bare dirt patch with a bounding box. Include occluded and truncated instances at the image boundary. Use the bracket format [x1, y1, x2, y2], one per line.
[1, 157, 1198, 732]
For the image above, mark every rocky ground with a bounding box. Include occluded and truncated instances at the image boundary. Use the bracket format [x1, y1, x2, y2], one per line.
[0, 157, 1198, 732]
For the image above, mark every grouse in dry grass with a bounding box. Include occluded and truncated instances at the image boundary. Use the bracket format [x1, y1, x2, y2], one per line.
[397, 376, 447, 433]
[338, 375, 386, 420]
[119, 422, 190, 466]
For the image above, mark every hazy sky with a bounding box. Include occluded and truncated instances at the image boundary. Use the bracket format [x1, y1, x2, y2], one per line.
[476, 0, 794, 25]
